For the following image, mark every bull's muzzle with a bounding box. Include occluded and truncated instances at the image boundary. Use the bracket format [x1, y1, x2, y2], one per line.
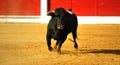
[57, 25, 64, 30]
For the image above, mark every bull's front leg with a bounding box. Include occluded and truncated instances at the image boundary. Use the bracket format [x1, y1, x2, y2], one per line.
[57, 37, 67, 54]
[46, 34, 53, 51]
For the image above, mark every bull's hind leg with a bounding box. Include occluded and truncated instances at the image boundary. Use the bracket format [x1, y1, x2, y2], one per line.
[72, 31, 78, 50]
[53, 41, 59, 51]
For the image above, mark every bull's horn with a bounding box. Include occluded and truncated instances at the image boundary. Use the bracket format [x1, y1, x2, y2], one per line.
[47, 11, 55, 15]
[67, 11, 73, 14]
[47, 11, 56, 17]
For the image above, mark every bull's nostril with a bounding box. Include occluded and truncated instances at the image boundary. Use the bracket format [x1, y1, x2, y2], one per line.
[57, 25, 64, 30]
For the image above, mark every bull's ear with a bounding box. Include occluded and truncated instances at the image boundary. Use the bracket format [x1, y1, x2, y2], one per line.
[47, 11, 56, 17]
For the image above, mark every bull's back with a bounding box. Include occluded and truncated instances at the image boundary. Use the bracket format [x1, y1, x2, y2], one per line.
[64, 13, 78, 34]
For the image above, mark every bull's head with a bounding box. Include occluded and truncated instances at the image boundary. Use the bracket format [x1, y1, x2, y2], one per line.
[55, 8, 66, 30]
[48, 8, 67, 39]
[48, 8, 66, 30]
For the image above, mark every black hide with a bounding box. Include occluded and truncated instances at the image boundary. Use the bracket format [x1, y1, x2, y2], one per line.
[46, 8, 78, 54]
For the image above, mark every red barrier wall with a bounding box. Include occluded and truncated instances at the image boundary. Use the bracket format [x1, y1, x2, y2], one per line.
[0, 0, 40, 16]
[0, 0, 120, 16]
[72, 0, 97, 16]
[98, 0, 120, 16]
[48, 0, 71, 10]
[49, 0, 120, 16]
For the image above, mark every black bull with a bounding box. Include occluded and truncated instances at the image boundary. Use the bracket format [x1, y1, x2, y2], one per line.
[46, 8, 78, 54]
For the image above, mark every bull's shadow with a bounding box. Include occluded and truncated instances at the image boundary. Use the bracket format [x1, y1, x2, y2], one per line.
[80, 49, 120, 55]
[62, 49, 120, 55]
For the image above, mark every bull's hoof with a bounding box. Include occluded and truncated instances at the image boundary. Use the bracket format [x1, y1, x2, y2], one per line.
[54, 45, 57, 50]
[48, 47, 53, 51]
[52, 46, 57, 52]
[74, 44, 78, 49]
[57, 50, 61, 54]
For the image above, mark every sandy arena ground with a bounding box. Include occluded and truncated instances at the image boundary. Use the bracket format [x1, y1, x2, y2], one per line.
[0, 23, 120, 65]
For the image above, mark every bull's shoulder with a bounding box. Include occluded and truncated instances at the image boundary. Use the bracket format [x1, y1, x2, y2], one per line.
[49, 17, 57, 26]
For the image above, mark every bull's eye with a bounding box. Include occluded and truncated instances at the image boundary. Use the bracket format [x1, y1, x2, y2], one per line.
[57, 25, 64, 30]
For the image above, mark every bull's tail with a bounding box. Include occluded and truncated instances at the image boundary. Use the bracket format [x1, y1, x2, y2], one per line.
[68, 38, 74, 42]
[68, 37, 80, 42]
[68, 32, 80, 42]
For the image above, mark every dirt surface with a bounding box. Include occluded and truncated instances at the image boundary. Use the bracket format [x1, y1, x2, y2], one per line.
[0, 23, 120, 65]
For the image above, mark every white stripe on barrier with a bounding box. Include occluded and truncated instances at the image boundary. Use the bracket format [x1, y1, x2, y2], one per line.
[0, 16, 120, 24]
